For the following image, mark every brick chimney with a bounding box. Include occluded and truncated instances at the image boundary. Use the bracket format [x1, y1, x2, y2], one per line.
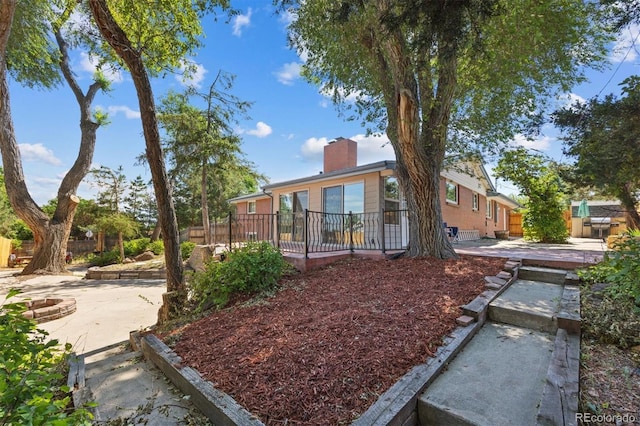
[323, 137, 357, 173]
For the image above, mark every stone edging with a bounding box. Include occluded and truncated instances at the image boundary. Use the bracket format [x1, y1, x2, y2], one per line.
[132, 332, 264, 425]
[85, 269, 166, 280]
[129, 258, 522, 425]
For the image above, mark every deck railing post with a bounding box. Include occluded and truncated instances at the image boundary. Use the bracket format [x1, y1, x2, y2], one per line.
[228, 211, 232, 250]
[349, 211, 354, 253]
[273, 211, 280, 248]
[304, 209, 309, 259]
[381, 208, 386, 254]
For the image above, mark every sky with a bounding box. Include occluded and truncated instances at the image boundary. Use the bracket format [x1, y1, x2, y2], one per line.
[5, 4, 640, 206]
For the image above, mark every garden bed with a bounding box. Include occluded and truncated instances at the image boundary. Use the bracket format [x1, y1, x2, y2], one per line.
[166, 254, 505, 424]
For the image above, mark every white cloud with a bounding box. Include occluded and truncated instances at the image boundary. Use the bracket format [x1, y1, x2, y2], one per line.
[300, 134, 395, 164]
[300, 137, 330, 161]
[278, 9, 296, 26]
[562, 92, 586, 108]
[511, 134, 553, 151]
[19, 144, 63, 166]
[176, 60, 207, 88]
[275, 62, 302, 85]
[233, 8, 252, 36]
[105, 105, 141, 119]
[610, 23, 640, 63]
[246, 122, 273, 138]
[320, 85, 366, 104]
[79, 51, 123, 83]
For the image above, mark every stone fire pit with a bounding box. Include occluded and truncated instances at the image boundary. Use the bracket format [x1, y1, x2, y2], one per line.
[22, 298, 77, 323]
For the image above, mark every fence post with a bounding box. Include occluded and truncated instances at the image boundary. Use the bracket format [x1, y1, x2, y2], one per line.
[304, 209, 309, 259]
[349, 211, 354, 253]
[381, 208, 386, 254]
[228, 212, 232, 250]
[275, 211, 280, 249]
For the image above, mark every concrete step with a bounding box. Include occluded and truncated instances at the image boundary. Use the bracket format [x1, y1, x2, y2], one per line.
[518, 266, 567, 285]
[488, 279, 563, 333]
[418, 322, 555, 426]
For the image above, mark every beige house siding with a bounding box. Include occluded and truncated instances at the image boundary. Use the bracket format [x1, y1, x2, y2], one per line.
[230, 159, 517, 240]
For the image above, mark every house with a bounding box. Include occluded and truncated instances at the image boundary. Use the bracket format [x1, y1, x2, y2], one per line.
[229, 137, 518, 252]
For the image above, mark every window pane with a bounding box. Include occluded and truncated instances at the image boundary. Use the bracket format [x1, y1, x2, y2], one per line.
[344, 182, 364, 213]
[446, 181, 458, 203]
[323, 186, 342, 214]
[384, 177, 399, 200]
[279, 193, 292, 213]
[293, 191, 308, 212]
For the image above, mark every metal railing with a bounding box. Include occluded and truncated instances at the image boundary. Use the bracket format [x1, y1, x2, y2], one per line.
[204, 209, 409, 257]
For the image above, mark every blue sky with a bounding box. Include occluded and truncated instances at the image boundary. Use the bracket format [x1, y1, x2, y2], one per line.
[6, 5, 640, 205]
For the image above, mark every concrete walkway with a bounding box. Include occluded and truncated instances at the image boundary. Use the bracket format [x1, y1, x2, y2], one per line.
[419, 265, 581, 425]
[454, 237, 607, 266]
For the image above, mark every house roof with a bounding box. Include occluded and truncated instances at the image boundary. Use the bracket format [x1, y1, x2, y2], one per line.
[487, 191, 521, 209]
[262, 160, 396, 190]
[227, 191, 272, 203]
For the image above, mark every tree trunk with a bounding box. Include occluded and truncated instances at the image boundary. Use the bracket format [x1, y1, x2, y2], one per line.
[118, 231, 125, 262]
[1, 4, 101, 275]
[89, 0, 185, 323]
[619, 183, 640, 231]
[201, 161, 211, 245]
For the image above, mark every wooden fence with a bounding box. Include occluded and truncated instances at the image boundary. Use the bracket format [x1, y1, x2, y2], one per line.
[509, 210, 573, 238]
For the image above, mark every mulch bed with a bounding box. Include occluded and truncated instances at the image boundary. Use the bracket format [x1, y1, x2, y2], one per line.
[170, 254, 505, 425]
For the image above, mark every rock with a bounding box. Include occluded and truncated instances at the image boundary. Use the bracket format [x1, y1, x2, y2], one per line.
[187, 245, 216, 272]
[134, 251, 155, 262]
[631, 345, 640, 354]
[123, 257, 134, 264]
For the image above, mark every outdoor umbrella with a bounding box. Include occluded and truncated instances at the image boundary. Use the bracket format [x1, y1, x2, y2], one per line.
[577, 199, 590, 237]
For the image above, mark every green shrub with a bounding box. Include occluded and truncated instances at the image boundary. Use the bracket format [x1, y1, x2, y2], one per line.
[579, 235, 640, 304]
[578, 235, 640, 348]
[188, 241, 289, 311]
[87, 250, 121, 267]
[0, 289, 93, 425]
[123, 238, 151, 257]
[148, 240, 164, 255]
[180, 241, 196, 260]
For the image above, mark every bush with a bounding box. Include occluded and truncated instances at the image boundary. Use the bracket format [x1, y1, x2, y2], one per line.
[87, 250, 121, 267]
[0, 289, 93, 424]
[147, 240, 164, 255]
[188, 241, 289, 311]
[180, 241, 196, 260]
[123, 238, 151, 257]
[578, 234, 640, 348]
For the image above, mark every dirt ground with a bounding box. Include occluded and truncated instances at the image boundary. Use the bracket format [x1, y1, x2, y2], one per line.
[168, 255, 505, 425]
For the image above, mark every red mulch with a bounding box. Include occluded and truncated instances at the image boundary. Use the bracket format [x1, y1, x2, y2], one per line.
[171, 254, 505, 425]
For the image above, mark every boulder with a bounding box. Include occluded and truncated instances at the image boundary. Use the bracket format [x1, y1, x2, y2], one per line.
[134, 251, 155, 262]
[187, 245, 216, 272]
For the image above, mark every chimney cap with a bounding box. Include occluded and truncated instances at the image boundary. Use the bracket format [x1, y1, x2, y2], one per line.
[329, 136, 345, 144]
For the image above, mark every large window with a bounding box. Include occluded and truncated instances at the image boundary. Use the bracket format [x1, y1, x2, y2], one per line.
[446, 181, 458, 204]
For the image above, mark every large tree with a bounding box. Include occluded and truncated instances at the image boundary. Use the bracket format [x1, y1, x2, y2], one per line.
[87, 0, 231, 322]
[285, 0, 610, 257]
[1, 0, 109, 274]
[553, 76, 640, 230]
[157, 76, 262, 243]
